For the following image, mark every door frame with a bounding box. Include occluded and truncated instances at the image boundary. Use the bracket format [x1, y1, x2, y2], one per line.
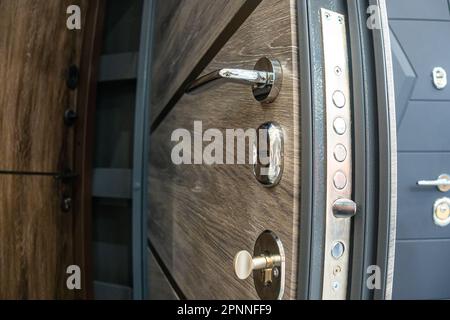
[72, 0, 106, 299]
[132, 0, 155, 300]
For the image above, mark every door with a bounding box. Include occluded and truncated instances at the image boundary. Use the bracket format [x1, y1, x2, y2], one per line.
[149, 0, 300, 299]
[148, 0, 397, 300]
[388, 0, 450, 299]
[0, 0, 103, 299]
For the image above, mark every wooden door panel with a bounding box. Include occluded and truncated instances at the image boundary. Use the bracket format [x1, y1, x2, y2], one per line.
[0, 0, 104, 299]
[151, 0, 255, 124]
[149, 0, 299, 299]
[0, 175, 73, 299]
[0, 0, 88, 172]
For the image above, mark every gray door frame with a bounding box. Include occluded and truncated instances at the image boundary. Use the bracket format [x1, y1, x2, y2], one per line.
[132, 0, 155, 300]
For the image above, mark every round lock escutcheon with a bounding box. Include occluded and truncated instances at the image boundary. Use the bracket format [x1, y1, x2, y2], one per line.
[252, 57, 283, 103]
[433, 197, 450, 227]
[233, 230, 285, 300]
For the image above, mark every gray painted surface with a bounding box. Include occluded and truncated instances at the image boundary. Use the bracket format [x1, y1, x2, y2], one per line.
[92, 168, 132, 199]
[394, 240, 450, 299]
[99, 52, 138, 82]
[133, 0, 154, 300]
[92, 0, 144, 299]
[94, 281, 132, 300]
[397, 154, 450, 240]
[388, 0, 450, 299]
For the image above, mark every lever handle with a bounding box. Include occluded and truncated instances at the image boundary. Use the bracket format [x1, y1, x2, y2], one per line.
[417, 174, 450, 192]
[186, 57, 282, 103]
[233, 250, 281, 280]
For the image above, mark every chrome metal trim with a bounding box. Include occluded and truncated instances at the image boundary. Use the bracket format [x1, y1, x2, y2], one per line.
[320, 8, 354, 300]
[378, 0, 398, 300]
[186, 57, 283, 103]
[418, 174, 450, 193]
[432, 67, 447, 90]
[253, 122, 284, 187]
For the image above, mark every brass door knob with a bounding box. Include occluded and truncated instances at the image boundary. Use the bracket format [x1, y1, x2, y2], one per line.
[233, 250, 281, 280]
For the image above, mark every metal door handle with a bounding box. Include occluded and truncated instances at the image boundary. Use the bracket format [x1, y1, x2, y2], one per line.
[186, 57, 282, 103]
[417, 174, 450, 192]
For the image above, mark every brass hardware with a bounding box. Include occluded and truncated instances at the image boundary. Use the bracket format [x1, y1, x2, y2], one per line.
[233, 231, 285, 300]
[433, 198, 450, 227]
[234, 251, 281, 284]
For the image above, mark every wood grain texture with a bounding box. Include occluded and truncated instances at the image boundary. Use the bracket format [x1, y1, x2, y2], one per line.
[151, 0, 247, 124]
[0, 175, 74, 299]
[0, 0, 87, 172]
[149, 0, 300, 299]
[0, 0, 102, 299]
[148, 249, 179, 300]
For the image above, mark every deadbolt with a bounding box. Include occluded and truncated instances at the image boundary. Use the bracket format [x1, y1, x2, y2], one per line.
[253, 122, 284, 187]
[233, 231, 285, 300]
[433, 198, 450, 227]
[332, 198, 357, 219]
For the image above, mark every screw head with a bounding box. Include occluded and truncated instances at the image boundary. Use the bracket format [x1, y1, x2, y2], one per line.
[334, 66, 343, 76]
[333, 265, 342, 275]
[64, 109, 78, 127]
[61, 197, 72, 212]
[332, 281, 340, 291]
[273, 267, 280, 278]
[66, 65, 80, 90]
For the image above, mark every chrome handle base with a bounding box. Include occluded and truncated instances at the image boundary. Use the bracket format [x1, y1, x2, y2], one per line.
[417, 174, 450, 192]
[186, 57, 282, 104]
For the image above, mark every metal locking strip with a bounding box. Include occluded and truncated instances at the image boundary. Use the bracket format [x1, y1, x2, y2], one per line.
[320, 8, 355, 300]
